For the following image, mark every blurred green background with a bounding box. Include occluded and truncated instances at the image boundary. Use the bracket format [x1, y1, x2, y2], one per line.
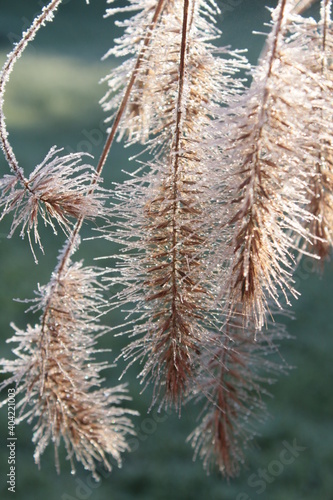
[0, 1, 333, 499]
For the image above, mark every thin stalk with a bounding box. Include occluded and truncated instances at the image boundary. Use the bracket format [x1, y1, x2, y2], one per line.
[321, 0, 330, 70]
[0, 0, 63, 184]
[171, 0, 190, 333]
[41, 0, 168, 333]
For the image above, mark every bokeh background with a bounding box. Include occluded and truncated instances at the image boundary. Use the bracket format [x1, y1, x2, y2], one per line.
[0, 1, 333, 499]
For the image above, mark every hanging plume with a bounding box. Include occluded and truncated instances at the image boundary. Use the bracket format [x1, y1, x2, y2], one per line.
[103, 0, 248, 410]
[0, 253, 137, 479]
[188, 310, 288, 478]
[213, 0, 319, 330]
[287, 0, 333, 262]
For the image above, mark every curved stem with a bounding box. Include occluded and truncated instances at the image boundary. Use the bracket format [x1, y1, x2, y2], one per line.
[41, 0, 168, 333]
[0, 0, 63, 183]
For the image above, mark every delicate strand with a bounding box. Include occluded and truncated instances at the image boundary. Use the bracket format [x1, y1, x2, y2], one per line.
[0, 0, 63, 179]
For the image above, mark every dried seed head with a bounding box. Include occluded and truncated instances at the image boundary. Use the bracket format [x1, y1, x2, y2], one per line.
[102, 0, 248, 411]
[101, 0, 246, 151]
[188, 311, 288, 478]
[0, 147, 107, 261]
[0, 260, 137, 479]
[213, 1, 321, 329]
[287, 2, 333, 263]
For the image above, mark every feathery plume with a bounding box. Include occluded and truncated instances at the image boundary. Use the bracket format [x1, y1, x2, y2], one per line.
[188, 310, 288, 478]
[103, 0, 248, 410]
[288, 0, 333, 262]
[101, 0, 246, 149]
[214, 0, 316, 329]
[0, 147, 107, 261]
[101, 0, 169, 145]
[0, 254, 137, 479]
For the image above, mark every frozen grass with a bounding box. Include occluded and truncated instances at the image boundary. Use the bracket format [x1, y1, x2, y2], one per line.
[0, 1, 332, 499]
